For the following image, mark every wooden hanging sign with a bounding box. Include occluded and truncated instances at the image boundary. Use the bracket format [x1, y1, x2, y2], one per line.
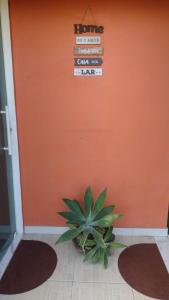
[74, 47, 104, 56]
[74, 58, 103, 66]
[74, 68, 102, 76]
[76, 36, 101, 45]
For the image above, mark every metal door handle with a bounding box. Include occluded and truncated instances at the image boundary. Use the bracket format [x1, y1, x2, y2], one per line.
[0, 106, 12, 155]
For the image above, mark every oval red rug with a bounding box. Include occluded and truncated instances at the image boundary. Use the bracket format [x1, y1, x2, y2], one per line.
[118, 243, 169, 300]
[0, 240, 57, 294]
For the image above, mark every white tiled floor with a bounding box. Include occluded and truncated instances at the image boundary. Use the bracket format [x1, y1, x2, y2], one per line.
[0, 234, 168, 300]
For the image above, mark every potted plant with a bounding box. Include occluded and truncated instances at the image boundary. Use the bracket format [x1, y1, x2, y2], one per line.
[56, 187, 126, 268]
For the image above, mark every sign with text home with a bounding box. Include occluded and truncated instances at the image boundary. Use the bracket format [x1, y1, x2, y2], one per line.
[74, 24, 104, 34]
[73, 20, 104, 77]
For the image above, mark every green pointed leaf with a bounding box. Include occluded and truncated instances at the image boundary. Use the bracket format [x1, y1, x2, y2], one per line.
[66, 222, 76, 229]
[93, 188, 107, 217]
[73, 200, 84, 214]
[99, 248, 105, 263]
[94, 205, 115, 221]
[91, 248, 102, 263]
[104, 253, 108, 268]
[79, 232, 89, 251]
[91, 247, 105, 265]
[66, 219, 78, 225]
[93, 214, 123, 228]
[58, 211, 84, 225]
[88, 227, 105, 248]
[63, 199, 85, 220]
[104, 227, 113, 242]
[84, 186, 93, 217]
[106, 247, 111, 256]
[84, 246, 97, 262]
[84, 239, 96, 247]
[110, 242, 126, 249]
[56, 227, 83, 244]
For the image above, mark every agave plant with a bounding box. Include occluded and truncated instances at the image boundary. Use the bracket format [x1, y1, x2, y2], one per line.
[56, 187, 126, 268]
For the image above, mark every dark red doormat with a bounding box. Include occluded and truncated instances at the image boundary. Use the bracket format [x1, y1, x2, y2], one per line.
[0, 240, 57, 295]
[118, 243, 169, 300]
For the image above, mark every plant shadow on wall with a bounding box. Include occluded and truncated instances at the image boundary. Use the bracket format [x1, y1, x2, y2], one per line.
[56, 187, 126, 268]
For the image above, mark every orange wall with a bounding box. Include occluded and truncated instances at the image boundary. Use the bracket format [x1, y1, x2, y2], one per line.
[9, 0, 169, 227]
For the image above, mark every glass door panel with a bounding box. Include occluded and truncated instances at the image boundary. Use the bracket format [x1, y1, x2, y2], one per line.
[0, 22, 16, 261]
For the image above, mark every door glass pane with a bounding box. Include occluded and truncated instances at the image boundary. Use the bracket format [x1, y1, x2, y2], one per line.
[0, 22, 16, 261]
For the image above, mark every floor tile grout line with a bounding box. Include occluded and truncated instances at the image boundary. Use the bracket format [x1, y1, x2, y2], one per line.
[48, 279, 130, 285]
[70, 281, 73, 300]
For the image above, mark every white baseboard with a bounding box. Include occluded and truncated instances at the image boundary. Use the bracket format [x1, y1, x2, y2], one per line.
[24, 226, 168, 237]
[0, 233, 22, 279]
[24, 226, 68, 234]
[114, 228, 168, 236]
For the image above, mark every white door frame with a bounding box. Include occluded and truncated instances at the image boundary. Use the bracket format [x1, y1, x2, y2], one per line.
[0, 0, 23, 278]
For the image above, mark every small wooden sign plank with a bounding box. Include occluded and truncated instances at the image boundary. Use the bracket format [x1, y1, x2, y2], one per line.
[74, 58, 103, 66]
[74, 68, 102, 76]
[74, 47, 104, 56]
[76, 36, 101, 45]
